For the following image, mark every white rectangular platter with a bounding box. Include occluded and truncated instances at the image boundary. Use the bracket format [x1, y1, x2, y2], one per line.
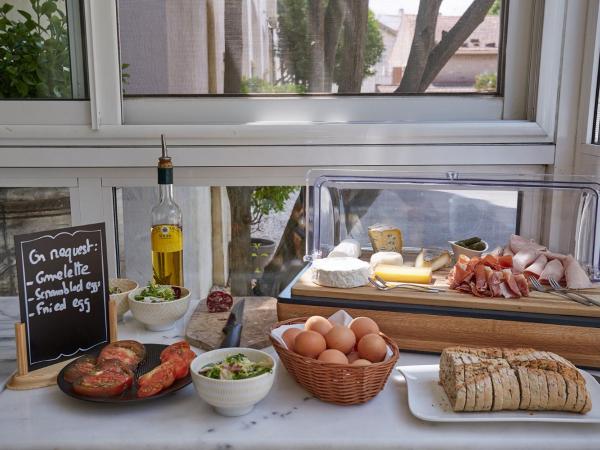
[397, 364, 600, 423]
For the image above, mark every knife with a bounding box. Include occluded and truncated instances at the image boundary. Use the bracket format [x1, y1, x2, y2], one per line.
[219, 299, 245, 348]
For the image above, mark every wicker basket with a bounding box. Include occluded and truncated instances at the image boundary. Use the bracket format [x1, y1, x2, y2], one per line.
[269, 317, 400, 405]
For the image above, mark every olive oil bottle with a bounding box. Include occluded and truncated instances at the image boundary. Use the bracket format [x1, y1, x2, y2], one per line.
[151, 135, 184, 286]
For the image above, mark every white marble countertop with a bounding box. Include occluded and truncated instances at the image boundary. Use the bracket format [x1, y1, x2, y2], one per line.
[1, 297, 600, 450]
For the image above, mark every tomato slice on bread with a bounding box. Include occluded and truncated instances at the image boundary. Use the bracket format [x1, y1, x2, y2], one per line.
[160, 344, 196, 366]
[64, 355, 97, 383]
[72, 372, 130, 398]
[96, 359, 134, 388]
[111, 340, 146, 360]
[98, 346, 141, 369]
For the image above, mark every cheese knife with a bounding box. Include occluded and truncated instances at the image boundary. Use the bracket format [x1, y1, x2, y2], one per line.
[219, 299, 245, 348]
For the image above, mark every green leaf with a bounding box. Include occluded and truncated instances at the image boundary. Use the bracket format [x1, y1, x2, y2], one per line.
[1, 4, 14, 14]
[17, 9, 32, 21]
[41, 1, 58, 17]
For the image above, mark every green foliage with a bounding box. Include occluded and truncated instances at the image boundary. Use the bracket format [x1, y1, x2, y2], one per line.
[276, 1, 384, 90]
[241, 77, 306, 94]
[0, 1, 71, 98]
[475, 72, 497, 92]
[251, 186, 298, 228]
[489, 0, 501, 16]
[335, 10, 384, 80]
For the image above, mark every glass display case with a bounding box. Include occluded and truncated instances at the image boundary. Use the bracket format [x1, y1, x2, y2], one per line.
[305, 169, 600, 281]
[277, 169, 600, 368]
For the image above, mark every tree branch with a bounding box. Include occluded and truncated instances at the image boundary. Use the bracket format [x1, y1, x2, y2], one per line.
[323, 0, 346, 91]
[418, 0, 495, 91]
[337, 0, 369, 93]
[395, 0, 442, 93]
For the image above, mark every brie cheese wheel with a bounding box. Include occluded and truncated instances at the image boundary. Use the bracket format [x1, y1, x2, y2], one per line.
[328, 238, 362, 258]
[311, 257, 370, 288]
[369, 251, 404, 270]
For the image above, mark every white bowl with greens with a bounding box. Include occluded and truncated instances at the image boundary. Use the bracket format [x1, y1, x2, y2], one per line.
[109, 278, 138, 320]
[190, 349, 276, 417]
[127, 283, 190, 331]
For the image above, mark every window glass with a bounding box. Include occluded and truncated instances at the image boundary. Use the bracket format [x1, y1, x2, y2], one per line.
[0, 187, 72, 296]
[118, 0, 502, 95]
[0, 0, 86, 99]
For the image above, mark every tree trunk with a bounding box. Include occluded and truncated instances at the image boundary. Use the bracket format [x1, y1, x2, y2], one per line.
[307, 0, 326, 92]
[259, 188, 306, 297]
[396, 0, 442, 93]
[226, 187, 254, 296]
[395, 0, 495, 93]
[323, 0, 346, 91]
[337, 0, 369, 93]
[224, 0, 243, 94]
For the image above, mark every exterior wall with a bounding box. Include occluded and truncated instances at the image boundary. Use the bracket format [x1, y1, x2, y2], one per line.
[433, 53, 497, 86]
[361, 26, 397, 93]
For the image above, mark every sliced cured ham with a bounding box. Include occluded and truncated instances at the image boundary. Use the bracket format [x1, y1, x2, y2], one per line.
[563, 255, 593, 289]
[498, 254, 513, 269]
[514, 274, 530, 297]
[538, 258, 565, 284]
[524, 254, 548, 279]
[502, 269, 522, 298]
[542, 251, 567, 262]
[475, 264, 488, 292]
[512, 248, 539, 273]
[510, 234, 546, 254]
[503, 246, 514, 257]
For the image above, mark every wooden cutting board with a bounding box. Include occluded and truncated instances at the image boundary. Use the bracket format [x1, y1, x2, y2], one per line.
[185, 296, 278, 351]
[291, 269, 600, 318]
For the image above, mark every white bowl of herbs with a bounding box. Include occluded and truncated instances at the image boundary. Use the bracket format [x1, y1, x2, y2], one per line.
[128, 283, 190, 331]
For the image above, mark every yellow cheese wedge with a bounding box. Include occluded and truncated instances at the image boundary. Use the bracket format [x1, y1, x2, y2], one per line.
[374, 264, 433, 284]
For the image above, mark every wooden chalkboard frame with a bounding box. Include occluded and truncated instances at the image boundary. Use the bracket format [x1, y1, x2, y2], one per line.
[14, 223, 111, 372]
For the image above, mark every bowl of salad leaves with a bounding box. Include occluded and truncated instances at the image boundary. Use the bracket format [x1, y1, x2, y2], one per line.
[128, 283, 190, 331]
[190, 348, 276, 416]
[109, 278, 139, 320]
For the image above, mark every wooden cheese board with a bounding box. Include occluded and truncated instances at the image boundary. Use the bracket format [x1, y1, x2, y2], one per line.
[185, 296, 278, 351]
[279, 266, 600, 368]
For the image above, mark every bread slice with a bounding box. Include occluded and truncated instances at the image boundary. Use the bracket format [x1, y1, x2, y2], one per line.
[439, 349, 467, 411]
[580, 392, 592, 414]
[554, 371, 567, 410]
[488, 369, 505, 411]
[460, 354, 477, 412]
[516, 366, 531, 409]
[481, 370, 493, 411]
[504, 368, 521, 410]
[563, 375, 579, 411]
[545, 370, 560, 410]
[574, 378, 588, 412]
[527, 369, 541, 410]
[537, 369, 550, 410]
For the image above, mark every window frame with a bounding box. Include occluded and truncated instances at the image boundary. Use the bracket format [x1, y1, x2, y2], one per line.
[0, 0, 569, 165]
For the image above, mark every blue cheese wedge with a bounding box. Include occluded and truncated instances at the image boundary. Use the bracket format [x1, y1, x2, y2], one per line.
[368, 224, 403, 253]
[415, 248, 451, 272]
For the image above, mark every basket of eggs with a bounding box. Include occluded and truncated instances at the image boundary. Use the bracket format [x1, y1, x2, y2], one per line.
[269, 311, 399, 405]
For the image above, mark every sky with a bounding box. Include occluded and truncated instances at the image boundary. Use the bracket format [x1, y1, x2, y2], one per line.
[369, 0, 474, 16]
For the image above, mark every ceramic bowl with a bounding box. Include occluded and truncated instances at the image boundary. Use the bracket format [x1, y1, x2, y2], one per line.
[109, 278, 139, 320]
[449, 240, 489, 259]
[127, 286, 190, 331]
[190, 348, 276, 417]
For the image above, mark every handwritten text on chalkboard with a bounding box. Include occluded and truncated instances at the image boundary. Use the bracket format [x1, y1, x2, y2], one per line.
[15, 223, 110, 371]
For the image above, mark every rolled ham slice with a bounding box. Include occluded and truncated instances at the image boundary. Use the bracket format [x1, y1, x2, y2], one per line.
[538, 259, 564, 284]
[563, 255, 593, 289]
[503, 246, 514, 257]
[512, 248, 539, 273]
[509, 234, 546, 254]
[524, 254, 548, 279]
[542, 250, 567, 262]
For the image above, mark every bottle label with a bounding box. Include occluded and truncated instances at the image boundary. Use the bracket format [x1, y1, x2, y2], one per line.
[151, 225, 183, 253]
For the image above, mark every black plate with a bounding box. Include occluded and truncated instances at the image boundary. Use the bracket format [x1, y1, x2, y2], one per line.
[57, 343, 192, 403]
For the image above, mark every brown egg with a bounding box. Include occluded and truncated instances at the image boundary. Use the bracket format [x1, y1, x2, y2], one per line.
[317, 349, 349, 364]
[349, 317, 380, 341]
[325, 325, 356, 354]
[347, 351, 360, 363]
[352, 359, 372, 366]
[305, 316, 333, 336]
[282, 328, 302, 351]
[294, 330, 327, 358]
[357, 333, 387, 363]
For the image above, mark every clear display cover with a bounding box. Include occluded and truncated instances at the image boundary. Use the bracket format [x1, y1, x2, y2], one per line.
[305, 169, 600, 281]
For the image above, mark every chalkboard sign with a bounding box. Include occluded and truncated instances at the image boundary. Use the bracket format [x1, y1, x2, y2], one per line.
[14, 223, 110, 371]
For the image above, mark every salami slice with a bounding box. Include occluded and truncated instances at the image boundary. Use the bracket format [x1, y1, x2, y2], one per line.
[206, 290, 233, 313]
